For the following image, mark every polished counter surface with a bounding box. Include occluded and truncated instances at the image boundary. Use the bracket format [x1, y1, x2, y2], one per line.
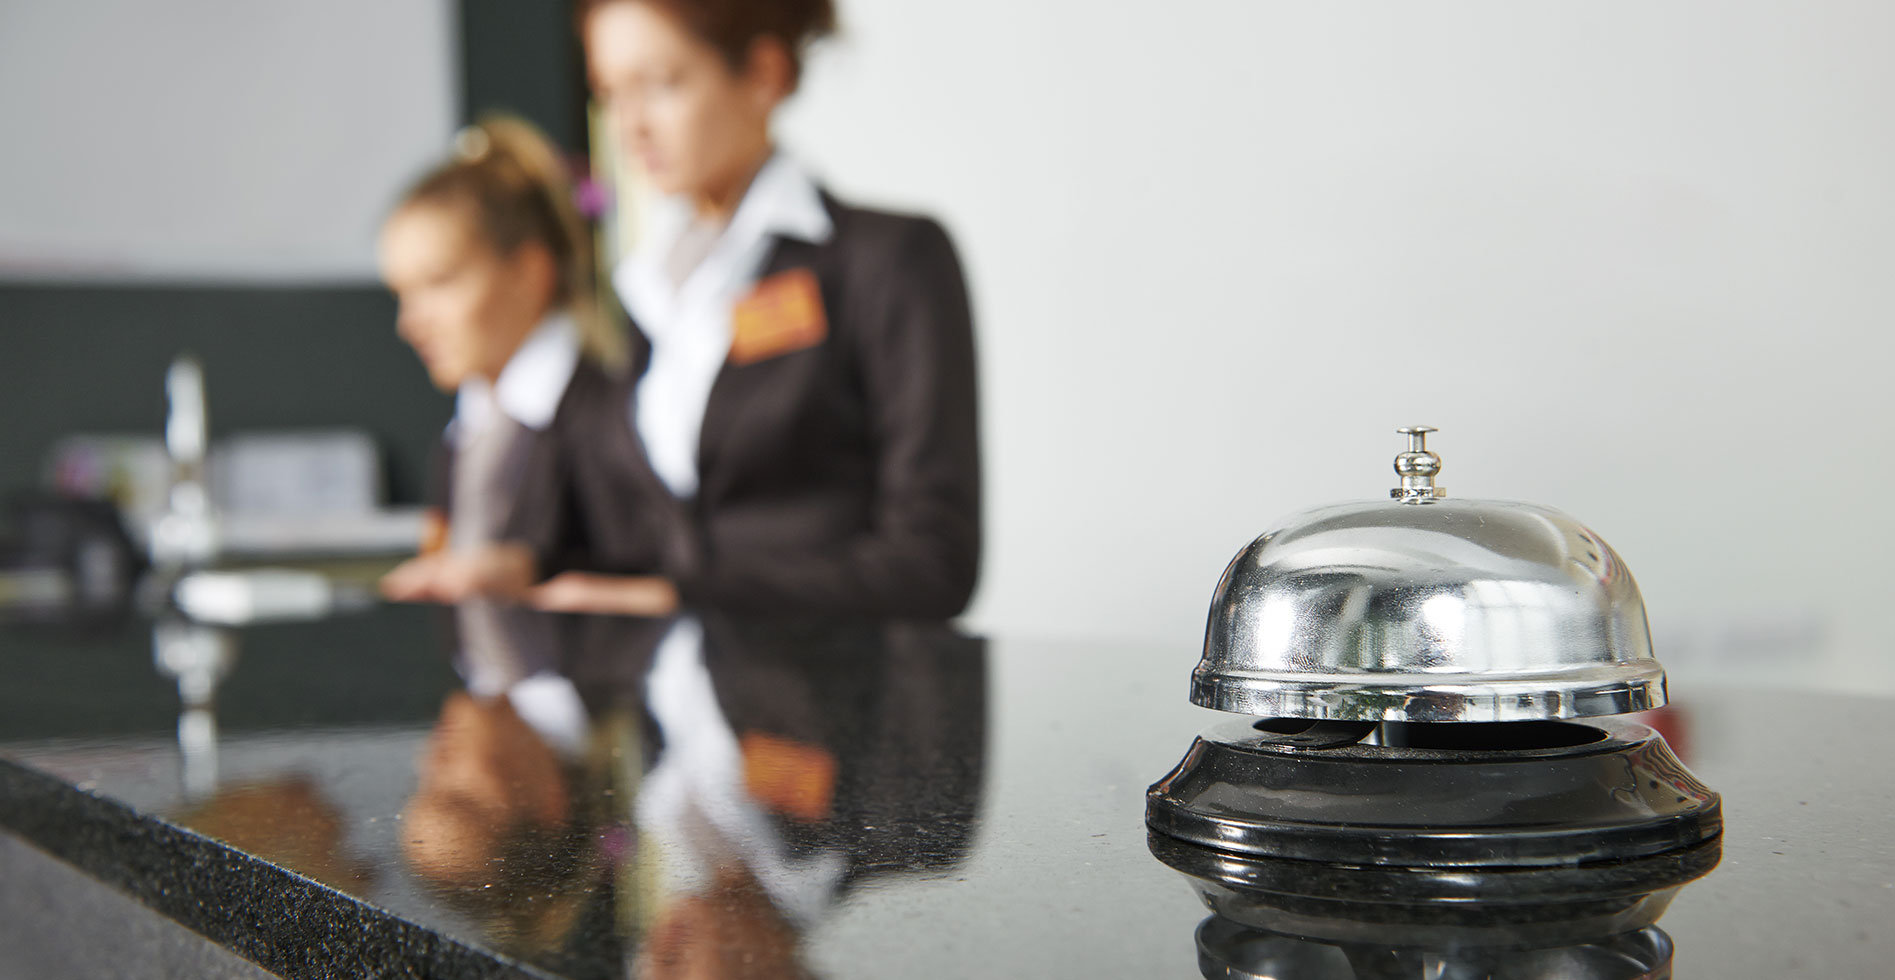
[1, 603, 1891, 978]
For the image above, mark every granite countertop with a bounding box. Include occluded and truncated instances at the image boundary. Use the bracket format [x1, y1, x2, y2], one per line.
[2, 602, 1891, 978]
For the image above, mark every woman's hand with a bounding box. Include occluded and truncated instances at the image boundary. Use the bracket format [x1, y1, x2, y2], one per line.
[379, 552, 457, 603]
[378, 544, 538, 604]
[527, 573, 680, 617]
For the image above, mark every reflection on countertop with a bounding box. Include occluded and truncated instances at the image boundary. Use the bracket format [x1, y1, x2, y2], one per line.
[4, 604, 985, 980]
[2, 601, 1893, 978]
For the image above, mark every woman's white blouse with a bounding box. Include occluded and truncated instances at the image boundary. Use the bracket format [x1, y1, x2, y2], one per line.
[613, 154, 833, 499]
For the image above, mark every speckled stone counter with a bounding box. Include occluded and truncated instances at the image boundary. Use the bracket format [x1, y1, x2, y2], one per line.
[2, 604, 1892, 978]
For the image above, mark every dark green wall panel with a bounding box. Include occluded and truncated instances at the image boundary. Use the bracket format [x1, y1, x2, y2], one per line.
[0, 285, 450, 504]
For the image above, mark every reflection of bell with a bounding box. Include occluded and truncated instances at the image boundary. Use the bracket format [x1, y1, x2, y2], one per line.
[1191, 915, 1677, 980]
[1147, 427, 1722, 972]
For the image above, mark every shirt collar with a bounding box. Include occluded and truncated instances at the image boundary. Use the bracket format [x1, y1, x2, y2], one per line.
[731, 151, 834, 247]
[614, 152, 833, 326]
[658, 151, 833, 251]
[453, 312, 580, 439]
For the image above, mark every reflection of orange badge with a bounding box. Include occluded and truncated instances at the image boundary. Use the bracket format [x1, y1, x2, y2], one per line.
[740, 732, 837, 822]
[729, 268, 827, 365]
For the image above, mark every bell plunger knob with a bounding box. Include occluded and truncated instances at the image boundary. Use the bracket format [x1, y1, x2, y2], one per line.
[1392, 426, 1446, 502]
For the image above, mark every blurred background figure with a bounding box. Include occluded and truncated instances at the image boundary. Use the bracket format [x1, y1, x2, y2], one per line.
[479, 0, 982, 620]
[377, 115, 624, 604]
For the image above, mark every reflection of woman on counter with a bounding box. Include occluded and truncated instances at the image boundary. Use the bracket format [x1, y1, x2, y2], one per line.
[399, 602, 604, 964]
[377, 116, 625, 602]
[401, 688, 602, 960]
[463, 0, 982, 620]
[395, 612, 987, 973]
[580, 614, 989, 977]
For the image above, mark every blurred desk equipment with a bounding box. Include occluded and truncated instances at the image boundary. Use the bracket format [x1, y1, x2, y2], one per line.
[0, 495, 142, 625]
[46, 355, 426, 565]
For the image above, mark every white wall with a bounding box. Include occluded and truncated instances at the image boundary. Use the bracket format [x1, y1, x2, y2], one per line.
[779, 0, 1895, 692]
[0, 0, 455, 281]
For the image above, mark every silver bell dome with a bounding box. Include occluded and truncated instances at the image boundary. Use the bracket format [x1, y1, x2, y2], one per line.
[1192, 427, 1665, 722]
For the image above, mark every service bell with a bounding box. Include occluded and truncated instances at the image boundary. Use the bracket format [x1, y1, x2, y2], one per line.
[1146, 427, 1723, 962]
[1193, 425, 1663, 723]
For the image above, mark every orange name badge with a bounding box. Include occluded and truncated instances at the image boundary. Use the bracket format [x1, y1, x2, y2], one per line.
[740, 732, 838, 823]
[729, 267, 828, 365]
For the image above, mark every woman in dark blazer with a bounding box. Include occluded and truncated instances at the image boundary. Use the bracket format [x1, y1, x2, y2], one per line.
[471, 0, 980, 620]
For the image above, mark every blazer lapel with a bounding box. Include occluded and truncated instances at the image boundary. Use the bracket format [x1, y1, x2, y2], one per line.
[608, 328, 688, 510]
[693, 232, 835, 505]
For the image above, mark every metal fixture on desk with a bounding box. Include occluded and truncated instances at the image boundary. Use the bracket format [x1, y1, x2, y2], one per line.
[140, 355, 425, 561]
[149, 355, 219, 570]
[1146, 426, 1722, 973]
